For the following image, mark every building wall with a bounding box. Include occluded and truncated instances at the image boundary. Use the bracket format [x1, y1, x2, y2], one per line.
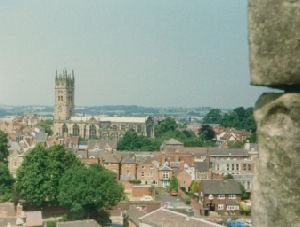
[136, 163, 159, 185]
[121, 164, 137, 181]
[202, 194, 242, 213]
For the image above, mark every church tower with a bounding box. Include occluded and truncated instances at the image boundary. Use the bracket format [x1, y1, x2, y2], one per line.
[54, 69, 75, 121]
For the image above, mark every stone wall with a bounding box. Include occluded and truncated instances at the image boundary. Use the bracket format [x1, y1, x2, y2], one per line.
[249, 0, 300, 226]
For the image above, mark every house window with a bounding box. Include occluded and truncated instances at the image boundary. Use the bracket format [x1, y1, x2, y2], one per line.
[163, 172, 169, 179]
[218, 194, 225, 199]
[142, 165, 144, 169]
[227, 164, 230, 171]
[232, 164, 235, 171]
[248, 164, 252, 171]
[227, 205, 239, 211]
[141, 172, 144, 177]
[228, 195, 236, 199]
[217, 164, 219, 171]
[218, 204, 224, 210]
[236, 164, 239, 171]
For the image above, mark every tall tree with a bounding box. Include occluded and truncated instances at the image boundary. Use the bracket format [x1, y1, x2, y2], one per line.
[0, 162, 14, 202]
[199, 125, 216, 141]
[0, 130, 9, 162]
[16, 145, 81, 205]
[169, 176, 179, 192]
[155, 117, 178, 137]
[202, 109, 222, 124]
[58, 164, 123, 223]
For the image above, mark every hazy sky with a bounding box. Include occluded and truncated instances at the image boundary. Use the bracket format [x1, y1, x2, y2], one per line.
[0, 0, 272, 108]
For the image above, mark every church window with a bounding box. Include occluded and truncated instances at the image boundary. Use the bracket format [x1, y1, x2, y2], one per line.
[72, 124, 80, 136]
[89, 124, 97, 139]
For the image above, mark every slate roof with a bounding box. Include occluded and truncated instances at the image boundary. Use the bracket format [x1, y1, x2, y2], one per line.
[208, 148, 249, 157]
[194, 162, 209, 172]
[102, 154, 121, 164]
[121, 153, 136, 164]
[201, 180, 242, 195]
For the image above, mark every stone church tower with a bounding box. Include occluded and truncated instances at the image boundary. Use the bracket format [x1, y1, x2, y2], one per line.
[54, 69, 75, 121]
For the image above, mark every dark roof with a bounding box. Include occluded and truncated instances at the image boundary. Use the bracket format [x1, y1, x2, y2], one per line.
[201, 180, 242, 195]
[194, 162, 209, 172]
[208, 148, 249, 157]
[136, 156, 154, 164]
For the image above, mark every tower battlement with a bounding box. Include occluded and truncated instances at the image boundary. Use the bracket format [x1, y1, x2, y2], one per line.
[55, 69, 74, 87]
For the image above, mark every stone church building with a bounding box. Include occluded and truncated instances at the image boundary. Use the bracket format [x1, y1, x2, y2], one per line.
[53, 70, 154, 140]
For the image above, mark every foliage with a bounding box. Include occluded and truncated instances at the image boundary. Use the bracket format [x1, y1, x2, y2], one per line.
[58, 164, 123, 223]
[117, 117, 217, 151]
[129, 179, 141, 184]
[16, 145, 81, 206]
[117, 129, 160, 151]
[155, 117, 178, 137]
[37, 119, 53, 135]
[199, 125, 216, 141]
[0, 162, 14, 202]
[202, 109, 222, 124]
[169, 176, 179, 192]
[240, 183, 249, 200]
[227, 141, 244, 148]
[191, 181, 200, 193]
[185, 196, 191, 205]
[0, 130, 9, 162]
[203, 107, 256, 133]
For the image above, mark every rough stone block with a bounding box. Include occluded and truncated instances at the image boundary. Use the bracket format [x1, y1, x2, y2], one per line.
[253, 93, 300, 226]
[249, 0, 300, 87]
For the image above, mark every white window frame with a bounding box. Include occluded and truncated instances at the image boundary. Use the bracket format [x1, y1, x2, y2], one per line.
[228, 194, 236, 199]
[218, 194, 225, 199]
[218, 204, 224, 210]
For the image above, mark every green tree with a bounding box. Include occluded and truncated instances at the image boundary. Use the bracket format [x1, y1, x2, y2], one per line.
[155, 117, 178, 137]
[0, 130, 9, 162]
[191, 180, 200, 193]
[202, 109, 222, 124]
[199, 125, 216, 141]
[16, 145, 81, 205]
[117, 130, 160, 151]
[169, 176, 179, 192]
[58, 164, 123, 224]
[0, 162, 14, 202]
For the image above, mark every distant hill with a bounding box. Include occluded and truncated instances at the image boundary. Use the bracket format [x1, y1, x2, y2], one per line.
[0, 104, 213, 117]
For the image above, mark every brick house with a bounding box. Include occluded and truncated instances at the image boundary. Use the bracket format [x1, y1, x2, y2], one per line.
[199, 180, 242, 214]
[136, 156, 159, 186]
[121, 153, 137, 181]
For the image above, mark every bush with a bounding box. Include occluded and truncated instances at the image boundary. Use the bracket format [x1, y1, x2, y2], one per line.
[129, 179, 141, 184]
[185, 196, 191, 205]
